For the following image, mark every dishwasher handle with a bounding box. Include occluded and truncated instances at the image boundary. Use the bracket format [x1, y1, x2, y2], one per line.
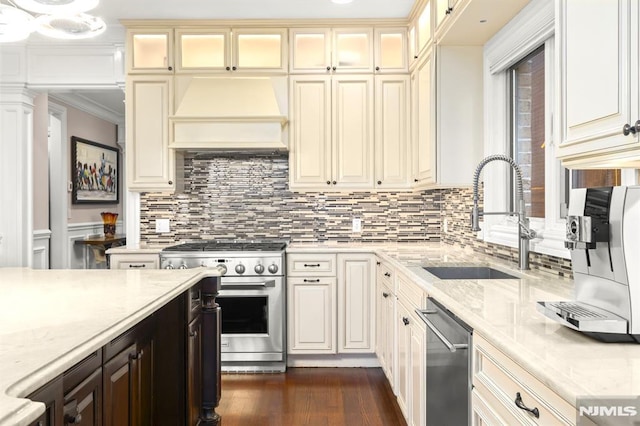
[416, 309, 469, 353]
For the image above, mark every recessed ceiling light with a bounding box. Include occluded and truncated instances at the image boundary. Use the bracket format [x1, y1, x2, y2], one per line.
[331, 0, 354, 4]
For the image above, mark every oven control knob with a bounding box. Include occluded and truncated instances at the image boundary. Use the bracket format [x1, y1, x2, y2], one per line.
[217, 264, 228, 275]
[268, 263, 278, 274]
[179, 263, 188, 269]
[254, 264, 265, 274]
[235, 264, 246, 274]
[164, 263, 174, 270]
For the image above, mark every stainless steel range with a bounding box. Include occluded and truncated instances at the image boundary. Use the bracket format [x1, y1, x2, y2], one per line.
[160, 240, 288, 372]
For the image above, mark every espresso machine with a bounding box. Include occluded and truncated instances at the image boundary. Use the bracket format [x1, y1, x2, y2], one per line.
[537, 186, 640, 343]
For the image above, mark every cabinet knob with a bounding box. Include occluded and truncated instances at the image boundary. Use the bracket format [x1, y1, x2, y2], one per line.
[377, 180, 382, 185]
[382, 292, 390, 298]
[226, 66, 231, 71]
[326, 66, 331, 71]
[232, 66, 237, 71]
[446, 6, 453, 14]
[168, 180, 173, 185]
[332, 66, 336, 71]
[332, 180, 336, 185]
[67, 414, 82, 424]
[376, 261, 381, 266]
[375, 66, 380, 71]
[168, 66, 173, 71]
[327, 180, 331, 185]
[623, 120, 640, 136]
[189, 330, 198, 338]
[384, 272, 391, 277]
[402, 317, 410, 326]
[414, 55, 418, 59]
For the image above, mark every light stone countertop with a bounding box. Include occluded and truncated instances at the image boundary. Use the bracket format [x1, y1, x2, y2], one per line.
[288, 242, 640, 405]
[0, 267, 222, 426]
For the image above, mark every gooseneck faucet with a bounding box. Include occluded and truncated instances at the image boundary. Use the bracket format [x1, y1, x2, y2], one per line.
[471, 154, 537, 270]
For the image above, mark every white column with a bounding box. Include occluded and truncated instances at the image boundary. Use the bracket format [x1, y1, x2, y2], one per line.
[0, 86, 37, 267]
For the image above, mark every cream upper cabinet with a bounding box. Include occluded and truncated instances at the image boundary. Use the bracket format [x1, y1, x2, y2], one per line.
[289, 74, 374, 191]
[411, 48, 436, 187]
[175, 28, 287, 73]
[337, 253, 376, 353]
[126, 75, 182, 192]
[416, 0, 433, 58]
[408, 23, 418, 71]
[557, 0, 640, 168]
[375, 75, 411, 189]
[290, 27, 374, 74]
[411, 45, 483, 189]
[374, 28, 408, 73]
[434, 0, 463, 37]
[127, 28, 174, 74]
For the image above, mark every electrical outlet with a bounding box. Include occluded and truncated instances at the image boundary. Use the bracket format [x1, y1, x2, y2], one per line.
[352, 218, 362, 232]
[155, 219, 170, 233]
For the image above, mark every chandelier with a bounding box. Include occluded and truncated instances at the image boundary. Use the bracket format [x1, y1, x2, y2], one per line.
[0, 0, 106, 42]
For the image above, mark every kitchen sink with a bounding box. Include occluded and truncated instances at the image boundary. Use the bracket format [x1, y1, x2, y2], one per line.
[423, 266, 518, 280]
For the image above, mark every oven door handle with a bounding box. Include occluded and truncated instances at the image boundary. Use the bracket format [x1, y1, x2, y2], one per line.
[221, 279, 276, 289]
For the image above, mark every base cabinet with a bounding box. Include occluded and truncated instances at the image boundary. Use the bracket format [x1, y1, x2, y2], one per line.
[375, 259, 396, 385]
[63, 367, 102, 426]
[28, 377, 63, 426]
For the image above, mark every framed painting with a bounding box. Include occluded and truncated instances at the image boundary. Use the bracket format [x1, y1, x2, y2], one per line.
[72, 136, 119, 204]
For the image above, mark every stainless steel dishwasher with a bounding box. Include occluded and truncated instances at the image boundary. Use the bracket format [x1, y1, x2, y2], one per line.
[416, 297, 473, 426]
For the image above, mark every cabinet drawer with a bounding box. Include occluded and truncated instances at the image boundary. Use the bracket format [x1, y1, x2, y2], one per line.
[62, 350, 102, 394]
[473, 333, 575, 425]
[287, 253, 337, 276]
[396, 271, 424, 308]
[109, 253, 159, 269]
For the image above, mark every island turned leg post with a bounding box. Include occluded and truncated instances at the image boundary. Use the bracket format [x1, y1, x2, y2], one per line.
[201, 276, 222, 425]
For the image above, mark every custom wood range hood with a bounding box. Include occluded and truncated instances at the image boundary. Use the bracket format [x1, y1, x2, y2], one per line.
[169, 76, 288, 151]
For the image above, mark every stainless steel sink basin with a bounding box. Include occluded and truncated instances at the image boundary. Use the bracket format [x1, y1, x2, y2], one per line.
[423, 266, 518, 280]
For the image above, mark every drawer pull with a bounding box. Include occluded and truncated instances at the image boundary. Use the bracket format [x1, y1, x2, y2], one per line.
[303, 279, 320, 283]
[514, 392, 540, 418]
[129, 264, 146, 268]
[304, 263, 321, 267]
[382, 292, 390, 298]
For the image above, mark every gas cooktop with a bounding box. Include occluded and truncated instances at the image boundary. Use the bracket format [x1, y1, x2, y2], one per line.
[162, 240, 288, 252]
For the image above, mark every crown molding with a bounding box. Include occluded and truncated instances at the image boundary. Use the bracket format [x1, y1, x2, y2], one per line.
[50, 91, 124, 125]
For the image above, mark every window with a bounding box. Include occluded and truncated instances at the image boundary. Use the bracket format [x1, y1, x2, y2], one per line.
[510, 46, 546, 218]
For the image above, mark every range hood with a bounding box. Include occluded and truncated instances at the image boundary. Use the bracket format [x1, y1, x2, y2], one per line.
[169, 76, 288, 151]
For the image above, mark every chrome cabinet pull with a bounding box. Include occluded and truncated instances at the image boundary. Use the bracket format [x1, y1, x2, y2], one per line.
[416, 309, 468, 353]
[514, 392, 540, 418]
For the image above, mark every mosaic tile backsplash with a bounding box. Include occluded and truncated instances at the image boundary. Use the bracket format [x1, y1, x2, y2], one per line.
[139, 153, 572, 277]
[140, 153, 442, 244]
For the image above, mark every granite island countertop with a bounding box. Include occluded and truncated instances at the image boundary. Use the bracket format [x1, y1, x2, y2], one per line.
[288, 242, 640, 405]
[0, 267, 222, 426]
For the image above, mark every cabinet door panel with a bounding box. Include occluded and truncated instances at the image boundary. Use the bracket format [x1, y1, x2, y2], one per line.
[187, 315, 202, 426]
[559, 0, 639, 160]
[412, 50, 435, 186]
[126, 76, 176, 192]
[375, 75, 410, 188]
[63, 368, 102, 426]
[234, 29, 287, 72]
[333, 28, 374, 73]
[288, 277, 336, 353]
[333, 75, 374, 188]
[176, 29, 230, 72]
[127, 29, 173, 73]
[103, 344, 136, 426]
[289, 76, 332, 188]
[396, 302, 411, 418]
[374, 28, 408, 72]
[289, 28, 331, 73]
[338, 254, 375, 353]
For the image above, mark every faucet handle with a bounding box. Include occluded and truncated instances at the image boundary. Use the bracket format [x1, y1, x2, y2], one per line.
[471, 207, 482, 232]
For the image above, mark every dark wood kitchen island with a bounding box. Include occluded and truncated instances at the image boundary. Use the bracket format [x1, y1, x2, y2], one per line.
[0, 267, 223, 426]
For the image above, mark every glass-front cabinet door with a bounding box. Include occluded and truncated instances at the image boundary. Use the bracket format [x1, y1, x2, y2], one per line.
[332, 28, 373, 73]
[233, 28, 287, 73]
[127, 29, 174, 73]
[289, 28, 332, 73]
[175, 29, 230, 72]
[374, 28, 408, 73]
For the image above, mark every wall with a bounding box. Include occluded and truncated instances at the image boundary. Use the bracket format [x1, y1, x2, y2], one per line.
[140, 153, 441, 245]
[63, 102, 123, 225]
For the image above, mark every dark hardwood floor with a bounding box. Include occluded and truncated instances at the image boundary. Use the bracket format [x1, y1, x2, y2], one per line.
[217, 367, 407, 426]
